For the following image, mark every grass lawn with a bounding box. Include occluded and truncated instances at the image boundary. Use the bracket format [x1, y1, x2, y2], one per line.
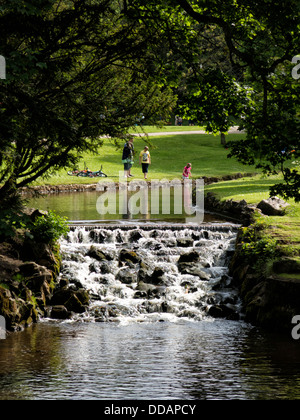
[37, 131, 254, 185]
[205, 174, 300, 257]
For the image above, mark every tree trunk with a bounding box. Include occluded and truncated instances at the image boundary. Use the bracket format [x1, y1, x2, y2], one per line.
[0, 178, 22, 210]
[220, 132, 226, 146]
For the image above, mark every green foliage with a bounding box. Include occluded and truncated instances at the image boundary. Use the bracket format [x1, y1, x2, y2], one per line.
[239, 220, 278, 265]
[126, 0, 300, 201]
[29, 210, 69, 244]
[0, 0, 176, 205]
[0, 209, 30, 240]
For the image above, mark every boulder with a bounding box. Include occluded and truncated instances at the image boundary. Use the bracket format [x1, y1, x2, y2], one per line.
[65, 294, 86, 313]
[119, 249, 141, 264]
[116, 267, 137, 284]
[50, 286, 89, 313]
[87, 246, 113, 261]
[50, 305, 72, 320]
[178, 262, 211, 280]
[19, 262, 53, 303]
[257, 196, 289, 216]
[178, 251, 199, 263]
[207, 304, 239, 320]
[176, 238, 194, 247]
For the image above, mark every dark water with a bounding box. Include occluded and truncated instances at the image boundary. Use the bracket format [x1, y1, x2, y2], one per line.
[1, 320, 300, 400]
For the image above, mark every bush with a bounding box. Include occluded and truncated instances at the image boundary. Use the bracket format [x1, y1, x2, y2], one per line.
[0, 209, 30, 240]
[29, 210, 69, 244]
[240, 220, 278, 265]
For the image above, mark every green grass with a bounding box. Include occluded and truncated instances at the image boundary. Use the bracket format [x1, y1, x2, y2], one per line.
[205, 173, 300, 256]
[204, 174, 285, 204]
[37, 132, 253, 185]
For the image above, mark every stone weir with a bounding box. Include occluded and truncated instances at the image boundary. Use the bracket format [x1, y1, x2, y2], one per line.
[69, 223, 241, 232]
[56, 222, 242, 324]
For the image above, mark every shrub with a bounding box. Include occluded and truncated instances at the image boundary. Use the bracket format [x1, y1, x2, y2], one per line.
[29, 210, 69, 244]
[239, 220, 278, 265]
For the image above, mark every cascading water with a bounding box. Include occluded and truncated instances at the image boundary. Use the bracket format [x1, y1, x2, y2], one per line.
[59, 223, 241, 324]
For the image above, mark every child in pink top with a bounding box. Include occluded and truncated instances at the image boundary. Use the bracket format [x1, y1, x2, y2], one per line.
[182, 163, 192, 179]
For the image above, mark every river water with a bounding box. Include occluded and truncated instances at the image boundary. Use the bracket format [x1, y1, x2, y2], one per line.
[1, 191, 300, 400]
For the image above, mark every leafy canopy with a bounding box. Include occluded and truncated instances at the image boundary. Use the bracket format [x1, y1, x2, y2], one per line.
[0, 0, 176, 207]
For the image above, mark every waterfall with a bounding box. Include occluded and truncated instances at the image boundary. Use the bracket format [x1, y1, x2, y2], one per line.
[59, 224, 241, 324]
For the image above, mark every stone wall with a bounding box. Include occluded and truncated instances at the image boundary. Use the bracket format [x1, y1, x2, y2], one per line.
[0, 209, 90, 332]
[204, 192, 300, 334]
[229, 234, 300, 334]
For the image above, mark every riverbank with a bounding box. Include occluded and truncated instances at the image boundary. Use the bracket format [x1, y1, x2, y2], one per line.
[21, 172, 255, 195]
[205, 189, 300, 334]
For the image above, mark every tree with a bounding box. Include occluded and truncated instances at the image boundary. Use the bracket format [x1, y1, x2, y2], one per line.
[126, 0, 300, 200]
[0, 0, 176, 207]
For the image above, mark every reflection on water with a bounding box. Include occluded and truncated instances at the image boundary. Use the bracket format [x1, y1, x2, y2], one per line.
[27, 190, 228, 224]
[1, 321, 300, 400]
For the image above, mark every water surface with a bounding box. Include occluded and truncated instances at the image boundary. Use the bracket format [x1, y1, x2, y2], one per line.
[1, 320, 300, 400]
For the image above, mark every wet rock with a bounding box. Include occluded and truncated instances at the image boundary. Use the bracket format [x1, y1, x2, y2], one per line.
[207, 304, 239, 320]
[134, 290, 148, 299]
[50, 305, 72, 320]
[136, 281, 156, 293]
[116, 267, 137, 284]
[87, 246, 106, 261]
[100, 261, 112, 274]
[129, 230, 144, 242]
[149, 267, 165, 285]
[178, 251, 199, 263]
[50, 286, 89, 313]
[19, 262, 53, 303]
[176, 238, 193, 247]
[50, 286, 73, 305]
[178, 262, 210, 280]
[89, 261, 101, 273]
[137, 264, 166, 286]
[89, 229, 113, 243]
[161, 238, 177, 248]
[87, 246, 113, 261]
[65, 294, 86, 313]
[212, 274, 233, 290]
[119, 249, 141, 265]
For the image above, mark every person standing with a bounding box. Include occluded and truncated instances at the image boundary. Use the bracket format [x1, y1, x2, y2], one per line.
[122, 138, 134, 177]
[139, 146, 151, 179]
[182, 163, 192, 179]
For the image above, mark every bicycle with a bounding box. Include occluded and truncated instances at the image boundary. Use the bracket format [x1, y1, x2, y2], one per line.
[67, 165, 107, 177]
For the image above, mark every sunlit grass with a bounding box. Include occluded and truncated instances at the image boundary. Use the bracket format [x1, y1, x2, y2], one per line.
[38, 132, 253, 185]
[205, 173, 300, 256]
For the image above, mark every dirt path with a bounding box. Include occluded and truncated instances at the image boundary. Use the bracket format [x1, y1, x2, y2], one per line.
[133, 126, 244, 136]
